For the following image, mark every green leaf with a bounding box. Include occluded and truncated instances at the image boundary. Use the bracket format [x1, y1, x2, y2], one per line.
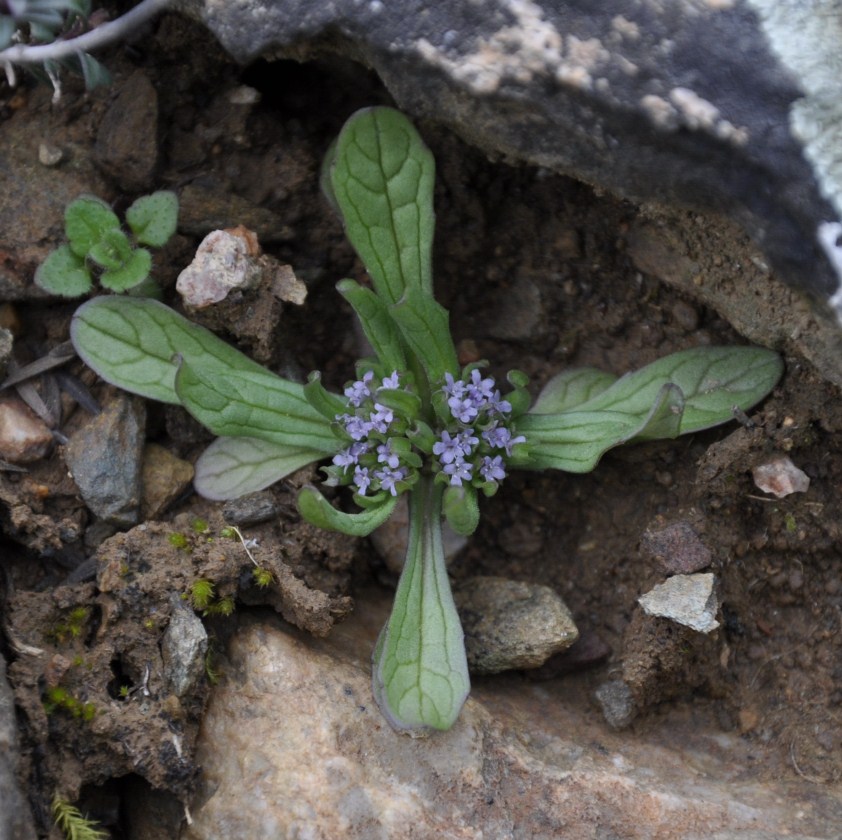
[304, 371, 348, 422]
[34, 245, 92, 297]
[337, 279, 407, 373]
[125, 191, 179, 247]
[443, 483, 480, 537]
[88, 227, 132, 271]
[194, 436, 322, 501]
[530, 367, 618, 414]
[174, 358, 339, 453]
[71, 297, 292, 404]
[329, 107, 435, 304]
[77, 52, 111, 91]
[518, 382, 685, 472]
[100, 247, 152, 292]
[65, 195, 120, 258]
[389, 286, 458, 386]
[372, 476, 470, 732]
[297, 485, 398, 536]
[572, 346, 783, 435]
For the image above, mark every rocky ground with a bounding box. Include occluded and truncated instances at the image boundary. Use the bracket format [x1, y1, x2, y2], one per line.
[1, 10, 842, 839]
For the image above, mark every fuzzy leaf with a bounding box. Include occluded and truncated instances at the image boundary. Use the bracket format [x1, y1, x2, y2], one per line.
[174, 359, 339, 453]
[297, 485, 398, 536]
[337, 279, 407, 373]
[72, 297, 293, 404]
[65, 195, 120, 258]
[372, 476, 469, 732]
[194, 436, 322, 500]
[88, 227, 132, 271]
[304, 371, 348, 422]
[530, 367, 618, 414]
[34, 245, 92, 297]
[519, 381, 684, 472]
[573, 346, 783, 435]
[329, 107, 435, 304]
[125, 191, 179, 247]
[389, 286, 458, 386]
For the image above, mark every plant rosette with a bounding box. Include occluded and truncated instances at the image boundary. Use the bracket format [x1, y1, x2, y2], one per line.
[71, 107, 783, 734]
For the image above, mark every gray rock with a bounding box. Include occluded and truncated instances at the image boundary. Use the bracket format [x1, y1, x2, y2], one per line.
[594, 679, 637, 731]
[94, 70, 159, 192]
[188, 0, 842, 324]
[64, 394, 146, 527]
[222, 491, 281, 526]
[0, 656, 37, 840]
[453, 575, 578, 674]
[0, 328, 12, 380]
[141, 443, 195, 521]
[162, 597, 209, 699]
[181, 612, 841, 839]
[638, 573, 720, 634]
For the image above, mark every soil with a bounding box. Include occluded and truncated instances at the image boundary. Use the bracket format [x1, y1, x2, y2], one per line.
[1, 11, 841, 837]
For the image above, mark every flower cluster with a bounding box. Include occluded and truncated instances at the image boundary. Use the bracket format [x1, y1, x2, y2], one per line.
[434, 370, 526, 489]
[329, 366, 527, 500]
[332, 371, 415, 498]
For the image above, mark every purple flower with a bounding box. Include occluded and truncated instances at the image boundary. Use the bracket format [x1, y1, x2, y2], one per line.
[448, 395, 480, 423]
[376, 441, 400, 469]
[344, 371, 374, 407]
[443, 458, 474, 487]
[338, 413, 373, 441]
[479, 455, 506, 483]
[455, 428, 479, 456]
[482, 424, 525, 455]
[353, 465, 372, 495]
[381, 371, 401, 390]
[486, 390, 512, 416]
[433, 430, 462, 464]
[442, 372, 465, 399]
[332, 441, 369, 468]
[375, 465, 407, 496]
[466, 369, 495, 403]
[369, 404, 394, 434]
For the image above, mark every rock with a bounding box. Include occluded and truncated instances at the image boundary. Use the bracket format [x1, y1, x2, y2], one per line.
[530, 627, 611, 678]
[638, 573, 720, 633]
[190, 0, 842, 327]
[176, 227, 263, 308]
[453, 576, 578, 674]
[222, 491, 281, 526]
[64, 394, 146, 527]
[141, 443, 195, 521]
[162, 597, 209, 699]
[0, 394, 53, 463]
[182, 610, 842, 839]
[594, 679, 637, 730]
[0, 655, 38, 840]
[751, 455, 810, 498]
[640, 521, 713, 575]
[94, 70, 159, 192]
[0, 326, 13, 379]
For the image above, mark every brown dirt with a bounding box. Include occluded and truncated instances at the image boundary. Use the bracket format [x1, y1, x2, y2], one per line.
[1, 11, 840, 836]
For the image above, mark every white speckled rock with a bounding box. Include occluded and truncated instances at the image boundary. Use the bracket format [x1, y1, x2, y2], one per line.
[638, 572, 720, 633]
[181, 592, 840, 839]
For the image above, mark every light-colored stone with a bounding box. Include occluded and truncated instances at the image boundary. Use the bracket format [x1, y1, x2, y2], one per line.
[751, 455, 810, 498]
[454, 576, 578, 674]
[0, 394, 53, 463]
[182, 602, 842, 839]
[141, 443, 195, 520]
[638, 572, 720, 633]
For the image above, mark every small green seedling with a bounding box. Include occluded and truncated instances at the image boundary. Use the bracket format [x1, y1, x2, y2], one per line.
[70, 107, 783, 734]
[36, 191, 178, 297]
[43, 685, 96, 721]
[52, 795, 108, 840]
[49, 605, 90, 645]
[187, 578, 235, 617]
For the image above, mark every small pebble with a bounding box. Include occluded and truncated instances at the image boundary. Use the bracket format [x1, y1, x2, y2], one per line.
[637, 572, 720, 633]
[752, 455, 810, 498]
[640, 521, 712, 574]
[0, 395, 53, 463]
[223, 491, 281, 526]
[454, 576, 578, 674]
[38, 142, 64, 167]
[594, 679, 636, 729]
